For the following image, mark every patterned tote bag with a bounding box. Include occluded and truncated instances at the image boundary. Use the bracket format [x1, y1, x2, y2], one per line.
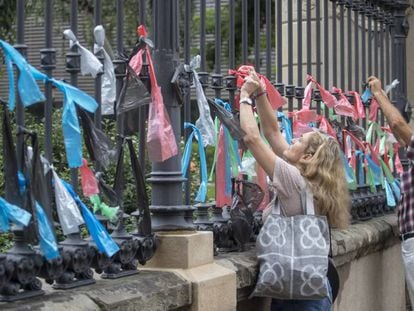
[251, 186, 330, 300]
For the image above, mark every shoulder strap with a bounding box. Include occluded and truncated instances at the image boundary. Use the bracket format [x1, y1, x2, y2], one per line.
[329, 225, 333, 258]
[272, 197, 282, 215]
[300, 184, 315, 215]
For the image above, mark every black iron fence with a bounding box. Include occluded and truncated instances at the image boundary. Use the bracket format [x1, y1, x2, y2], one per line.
[0, 0, 410, 303]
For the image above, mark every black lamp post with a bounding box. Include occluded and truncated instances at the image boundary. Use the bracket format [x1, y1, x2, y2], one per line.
[147, 0, 195, 231]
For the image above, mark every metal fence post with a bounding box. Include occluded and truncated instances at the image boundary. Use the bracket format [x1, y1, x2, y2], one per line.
[390, 1, 410, 122]
[148, 0, 194, 231]
[0, 0, 46, 301]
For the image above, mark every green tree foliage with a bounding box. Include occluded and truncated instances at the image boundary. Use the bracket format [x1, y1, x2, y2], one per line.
[191, 1, 275, 72]
[0, 0, 16, 42]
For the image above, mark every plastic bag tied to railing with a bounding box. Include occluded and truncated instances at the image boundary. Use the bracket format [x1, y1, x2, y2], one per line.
[78, 108, 116, 169]
[129, 25, 178, 162]
[0, 39, 46, 110]
[0, 197, 31, 232]
[80, 159, 119, 222]
[0, 40, 100, 168]
[63, 29, 103, 78]
[305, 75, 365, 121]
[52, 169, 85, 235]
[343, 126, 400, 206]
[182, 123, 208, 203]
[187, 55, 216, 147]
[12, 129, 60, 261]
[229, 65, 285, 110]
[116, 39, 152, 136]
[93, 25, 116, 115]
[209, 99, 242, 207]
[62, 180, 120, 258]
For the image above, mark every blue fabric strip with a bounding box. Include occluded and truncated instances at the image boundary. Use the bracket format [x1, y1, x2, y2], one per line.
[35, 201, 60, 260]
[62, 180, 119, 257]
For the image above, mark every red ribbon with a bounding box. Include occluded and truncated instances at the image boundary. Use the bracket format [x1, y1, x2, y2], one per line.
[288, 109, 318, 137]
[307, 74, 337, 108]
[229, 65, 285, 110]
[369, 98, 379, 122]
[303, 81, 313, 109]
[343, 129, 366, 156]
[348, 91, 365, 120]
[137, 25, 148, 37]
[331, 87, 357, 119]
[129, 25, 178, 162]
[80, 159, 99, 197]
[318, 115, 338, 140]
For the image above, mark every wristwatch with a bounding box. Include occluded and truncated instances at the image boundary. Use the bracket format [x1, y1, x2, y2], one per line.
[239, 97, 254, 106]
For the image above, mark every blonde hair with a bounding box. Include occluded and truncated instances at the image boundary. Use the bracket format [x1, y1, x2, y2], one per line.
[299, 131, 350, 229]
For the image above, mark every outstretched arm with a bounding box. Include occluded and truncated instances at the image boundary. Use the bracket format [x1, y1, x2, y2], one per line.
[368, 76, 413, 146]
[243, 70, 289, 157]
[239, 75, 277, 178]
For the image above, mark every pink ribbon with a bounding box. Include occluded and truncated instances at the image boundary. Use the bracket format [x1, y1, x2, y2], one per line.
[229, 65, 285, 110]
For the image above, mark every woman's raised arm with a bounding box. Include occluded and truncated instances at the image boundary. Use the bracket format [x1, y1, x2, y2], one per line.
[246, 70, 289, 157]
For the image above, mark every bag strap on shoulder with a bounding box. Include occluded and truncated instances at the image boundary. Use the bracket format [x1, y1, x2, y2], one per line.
[300, 184, 315, 215]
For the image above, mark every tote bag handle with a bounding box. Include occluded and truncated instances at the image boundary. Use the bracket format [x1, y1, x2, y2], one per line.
[273, 184, 315, 216]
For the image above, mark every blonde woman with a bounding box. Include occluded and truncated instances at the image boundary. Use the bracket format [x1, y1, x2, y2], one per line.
[239, 69, 350, 310]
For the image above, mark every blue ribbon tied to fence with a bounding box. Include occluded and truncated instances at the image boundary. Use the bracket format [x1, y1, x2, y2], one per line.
[62, 180, 120, 257]
[50, 79, 98, 168]
[340, 150, 357, 190]
[361, 87, 372, 104]
[12, 170, 60, 260]
[277, 111, 293, 145]
[181, 122, 208, 203]
[35, 201, 60, 260]
[0, 197, 31, 232]
[0, 40, 98, 168]
[0, 39, 46, 110]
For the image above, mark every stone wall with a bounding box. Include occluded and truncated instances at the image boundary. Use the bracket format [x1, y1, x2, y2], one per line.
[0, 215, 405, 311]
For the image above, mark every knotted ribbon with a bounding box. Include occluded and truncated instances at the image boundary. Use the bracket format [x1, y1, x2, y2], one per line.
[181, 123, 208, 202]
[129, 25, 178, 162]
[188, 55, 216, 146]
[93, 25, 116, 115]
[63, 29, 103, 77]
[229, 65, 285, 110]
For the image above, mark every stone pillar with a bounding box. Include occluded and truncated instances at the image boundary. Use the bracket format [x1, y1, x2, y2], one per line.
[144, 231, 237, 311]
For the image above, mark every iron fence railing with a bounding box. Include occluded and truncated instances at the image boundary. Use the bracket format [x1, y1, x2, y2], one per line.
[0, 0, 410, 302]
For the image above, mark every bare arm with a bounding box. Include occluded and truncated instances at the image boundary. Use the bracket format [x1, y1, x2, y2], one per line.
[239, 100, 277, 178]
[255, 90, 289, 158]
[241, 70, 289, 157]
[239, 74, 277, 178]
[368, 76, 413, 146]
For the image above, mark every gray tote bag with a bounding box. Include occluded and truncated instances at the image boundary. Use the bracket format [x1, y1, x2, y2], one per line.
[251, 186, 330, 300]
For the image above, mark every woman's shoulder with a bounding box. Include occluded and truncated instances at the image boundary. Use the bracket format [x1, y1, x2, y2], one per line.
[271, 158, 306, 196]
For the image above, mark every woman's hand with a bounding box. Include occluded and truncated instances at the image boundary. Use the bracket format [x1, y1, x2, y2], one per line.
[240, 69, 262, 98]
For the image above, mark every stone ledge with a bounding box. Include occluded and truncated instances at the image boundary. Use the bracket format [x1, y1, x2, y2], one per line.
[215, 215, 400, 301]
[0, 216, 400, 310]
[331, 214, 399, 267]
[215, 247, 257, 301]
[143, 263, 237, 311]
[0, 270, 191, 311]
